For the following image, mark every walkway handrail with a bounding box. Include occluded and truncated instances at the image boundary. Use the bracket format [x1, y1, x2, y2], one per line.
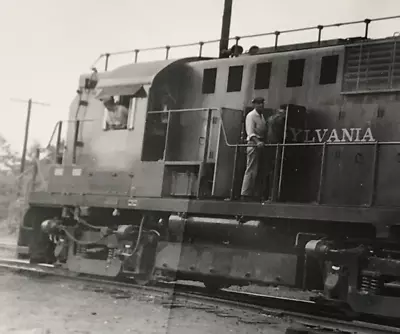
[45, 118, 97, 151]
[217, 108, 400, 148]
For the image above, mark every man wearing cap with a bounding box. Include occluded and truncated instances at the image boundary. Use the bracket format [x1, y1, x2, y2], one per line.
[241, 97, 268, 200]
[103, 97, 129, 130]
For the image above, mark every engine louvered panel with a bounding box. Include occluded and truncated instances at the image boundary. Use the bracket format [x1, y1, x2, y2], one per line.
[343, 40, 400, 93]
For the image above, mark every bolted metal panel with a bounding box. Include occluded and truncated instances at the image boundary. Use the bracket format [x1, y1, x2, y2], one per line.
[154, 242, 298, 286]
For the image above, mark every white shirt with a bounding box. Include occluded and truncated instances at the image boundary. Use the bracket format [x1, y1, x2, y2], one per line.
[107, 105, 129, 128]
[245, 108, 267, 142]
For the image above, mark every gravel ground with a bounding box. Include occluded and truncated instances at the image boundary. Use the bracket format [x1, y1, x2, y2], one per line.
[0, 270, 292, 334]
[0, 234, 18, 259]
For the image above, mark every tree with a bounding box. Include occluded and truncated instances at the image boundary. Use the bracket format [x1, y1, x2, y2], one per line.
[0, 134, 20, 173]
[0, 135, 21, 232]
[0, 135, 58, 234]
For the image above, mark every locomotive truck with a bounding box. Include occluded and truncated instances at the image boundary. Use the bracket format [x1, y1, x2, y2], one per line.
[16, 12, 400, 320]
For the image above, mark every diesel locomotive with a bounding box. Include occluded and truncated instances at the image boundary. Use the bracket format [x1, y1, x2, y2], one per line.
[16, 12, 400, 320]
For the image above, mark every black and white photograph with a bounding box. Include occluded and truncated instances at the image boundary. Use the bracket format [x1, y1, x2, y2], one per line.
[1, 0, 400, 333]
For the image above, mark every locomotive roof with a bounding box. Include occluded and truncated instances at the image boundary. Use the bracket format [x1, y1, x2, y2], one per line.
[78, 34, 399, 92]
[80, 57, 206, 96]
[96, 58, 182, 87]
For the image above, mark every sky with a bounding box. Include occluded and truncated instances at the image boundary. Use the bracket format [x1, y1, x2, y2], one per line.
[1, 0, 400, 154]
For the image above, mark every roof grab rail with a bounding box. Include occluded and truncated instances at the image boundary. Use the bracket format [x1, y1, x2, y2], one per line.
[91, 15, 400, 71]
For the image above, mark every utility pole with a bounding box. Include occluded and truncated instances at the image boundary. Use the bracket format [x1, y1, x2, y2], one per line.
[219, 0, 233, 57]
[10, 98, 50, 174]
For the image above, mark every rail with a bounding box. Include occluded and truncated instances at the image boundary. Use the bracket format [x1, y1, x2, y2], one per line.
[92, 15, 400, 71]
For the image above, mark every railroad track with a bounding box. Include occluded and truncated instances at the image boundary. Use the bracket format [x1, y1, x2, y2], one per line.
[0, 257, 398, 334]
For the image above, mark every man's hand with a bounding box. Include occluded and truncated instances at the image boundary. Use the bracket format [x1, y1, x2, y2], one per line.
[252, 137, 264, 148]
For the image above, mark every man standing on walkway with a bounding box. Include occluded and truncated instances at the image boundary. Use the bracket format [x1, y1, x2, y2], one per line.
[240, 97, 267, 200]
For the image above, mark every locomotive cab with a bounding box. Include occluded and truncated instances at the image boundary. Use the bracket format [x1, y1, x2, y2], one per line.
[45, 57, 243, 201]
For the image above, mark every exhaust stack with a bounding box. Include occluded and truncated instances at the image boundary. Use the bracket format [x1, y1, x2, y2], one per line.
[219, 0, 233, 58]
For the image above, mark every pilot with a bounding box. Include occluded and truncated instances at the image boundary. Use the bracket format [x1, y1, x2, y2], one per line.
[241, 97, 267, 200]
[103, 97, 129, 130]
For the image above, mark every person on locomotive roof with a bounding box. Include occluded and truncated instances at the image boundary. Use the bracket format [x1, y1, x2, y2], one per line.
[241, 97, 285, 201]
[103, 96, 129, 130]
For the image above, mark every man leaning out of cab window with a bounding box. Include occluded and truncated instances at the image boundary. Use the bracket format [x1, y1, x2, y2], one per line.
[103, 97, 129, 130]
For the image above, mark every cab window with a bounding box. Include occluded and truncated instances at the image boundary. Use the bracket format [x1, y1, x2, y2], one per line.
[102, 95, 136, 131]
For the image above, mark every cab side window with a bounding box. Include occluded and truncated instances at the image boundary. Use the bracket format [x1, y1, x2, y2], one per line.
[102, 95, 136, 131]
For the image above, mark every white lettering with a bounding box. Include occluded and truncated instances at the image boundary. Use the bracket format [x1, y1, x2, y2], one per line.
[304, 129, 315, 143]
[289, 127, 302, 142]
[340, 128, 354, 142]
[361, 128, 375, 142]
[327, 129, 340, 142]
[285, 127, 376, 143]
[354, 128, 362, 141]
[315, 129, 328, 142]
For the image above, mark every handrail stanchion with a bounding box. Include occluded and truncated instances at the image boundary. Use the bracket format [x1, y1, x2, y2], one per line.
[72, 121, 80, 164]
[198, 42, 204, 57]
[230, 144, 240, 200]
[364, 19, 372, 38]
[55, 121, 63, 164]
[46, 121, 60, 149]
[134, 50, 139, 63]
[369, 142, 380, 207]
[317, 142, 327, 204]
[162, 109, 172, 162]
[104, 53, 110, 71]
[197, 109, 213, 197]
[165, 46, 170, 60]
[317, 25, 324, 45]
[274, 31, 280, 50]
[277, 105, 290, 201]
[270, 144, 281, 202]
